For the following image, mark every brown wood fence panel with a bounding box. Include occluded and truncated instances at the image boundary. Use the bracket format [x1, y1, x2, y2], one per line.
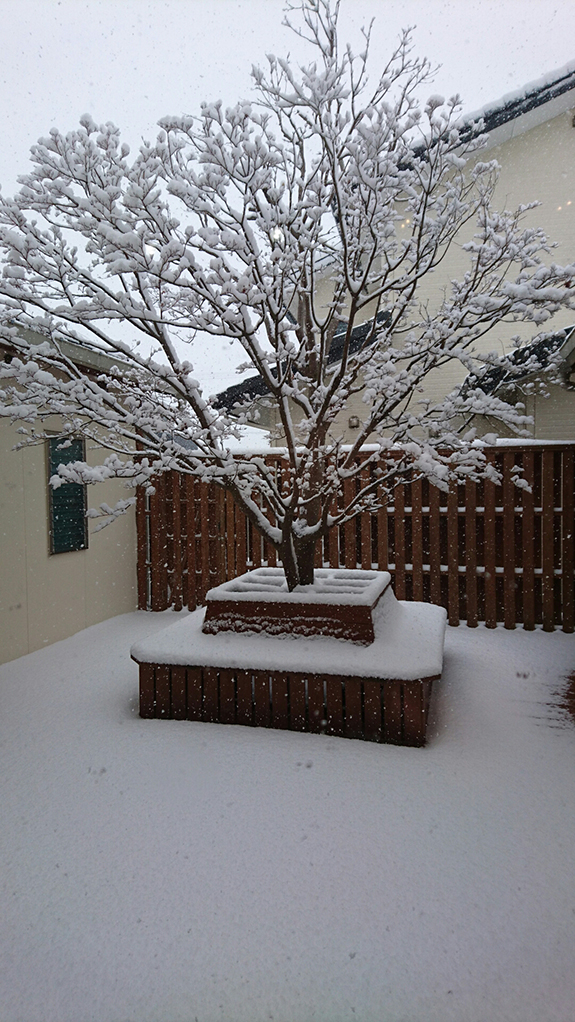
[136, 444, 575, 632]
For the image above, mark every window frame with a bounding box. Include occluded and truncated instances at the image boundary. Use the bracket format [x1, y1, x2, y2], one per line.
[47, 436, 89, 555]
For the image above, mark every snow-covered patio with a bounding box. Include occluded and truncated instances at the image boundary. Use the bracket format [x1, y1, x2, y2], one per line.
[1, 613, 573, 1022]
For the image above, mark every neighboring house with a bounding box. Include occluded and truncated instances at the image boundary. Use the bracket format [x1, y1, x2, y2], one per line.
[0, 331, 138, 665]
[214, 311, 390, 434]
[462, 326, 575, 438]
[216, 62, 575, 443]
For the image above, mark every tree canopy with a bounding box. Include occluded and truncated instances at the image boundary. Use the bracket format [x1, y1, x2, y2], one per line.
[1, 0, 573, 588]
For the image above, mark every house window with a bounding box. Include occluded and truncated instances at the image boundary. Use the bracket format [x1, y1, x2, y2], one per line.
[47, 438, 88, 554]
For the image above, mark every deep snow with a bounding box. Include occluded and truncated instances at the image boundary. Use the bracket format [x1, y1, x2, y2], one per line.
[0, 613, 573, 1022]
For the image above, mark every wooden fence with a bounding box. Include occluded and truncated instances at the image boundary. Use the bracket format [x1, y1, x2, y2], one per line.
[136, 443, 574, 632]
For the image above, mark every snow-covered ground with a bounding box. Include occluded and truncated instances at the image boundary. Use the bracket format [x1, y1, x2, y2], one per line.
[0, 613, 573, 1022]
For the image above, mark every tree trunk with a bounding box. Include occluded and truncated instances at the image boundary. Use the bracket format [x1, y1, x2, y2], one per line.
[294, 535, 317, 586]
[279, 533, 318, 590]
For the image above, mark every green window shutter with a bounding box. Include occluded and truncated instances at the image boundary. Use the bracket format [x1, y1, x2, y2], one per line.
[48, 438, 88, 554]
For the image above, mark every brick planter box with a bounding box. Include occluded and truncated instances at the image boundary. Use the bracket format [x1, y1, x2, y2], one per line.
[131, 570, 446, 747]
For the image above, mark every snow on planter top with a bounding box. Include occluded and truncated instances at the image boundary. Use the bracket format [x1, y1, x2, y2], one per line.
[131, 586, 447, 681]
[202, 568, 391, 644]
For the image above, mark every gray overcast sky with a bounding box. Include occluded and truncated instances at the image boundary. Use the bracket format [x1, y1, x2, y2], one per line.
[1, 0, 574, 195]
[0, 0, 573, 393]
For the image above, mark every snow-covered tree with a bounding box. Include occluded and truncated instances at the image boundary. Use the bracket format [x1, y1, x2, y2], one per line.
[0, 0, 573, 590]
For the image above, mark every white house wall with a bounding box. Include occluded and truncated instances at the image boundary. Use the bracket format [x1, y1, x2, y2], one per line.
[328, 109, 575, 442]
[0, 418, 138, 664]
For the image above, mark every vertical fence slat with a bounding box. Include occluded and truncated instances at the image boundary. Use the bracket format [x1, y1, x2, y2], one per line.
[155, 665, 171, 718]
[542, 449, 555, 632]
[307, 676, 326, 733]
[325, 677, 344, 737]
[429, 483, 441, 606]
[562, 448, 574, 633]
[329, 497, 340, 567]
[202, 667, 219, 723]
[394, 482, 406, 600]
[382, 682, 402, 745]
[150, 474, 168, 611]
[225, 491, 236, 583]
[344, 477, 356, 569]
[253, 670, 271, 727]
[219, 669, 236, 725]
[503, 452, 516, 630]
[360, 466, 372, 569]
[522, 451, 535, 630]
[171, 473, 183, 611]
[465, 479, 478, 627]
[344, 678, 363, 739]
[289, 677, 307, 730]
[363, 680, 382, 742]
[412, 476, 423, 602]
[199, 482, 210, 604]
[235, 670, 254, 727]
[139, 663, 155, 718]
[271, 676, 289, 729]
[187, 667, 202, 719]
[236, 504, 248, 577]
[377, 493, 389, 572]
[251, 523, 262, 569]
[211, 486, 226, 586]
[402, 681, 426, 747]
[171, 666, 187, 719]
[185, 476, 197, 611]
[484, 469, 497, 629]
[447, 481, 459, 627]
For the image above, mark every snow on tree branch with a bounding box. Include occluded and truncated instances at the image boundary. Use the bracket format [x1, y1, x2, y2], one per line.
[0, 0, 573, 589]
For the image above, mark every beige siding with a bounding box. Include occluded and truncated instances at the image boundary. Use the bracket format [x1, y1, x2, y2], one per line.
[0, 420, 138, 664]
[265, 109, 575, 444]
[532, 382, 575, 439]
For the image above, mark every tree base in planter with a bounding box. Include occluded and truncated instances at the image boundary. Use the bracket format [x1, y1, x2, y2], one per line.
[131, 576, 447, 747]
[202, 567, 391, 643]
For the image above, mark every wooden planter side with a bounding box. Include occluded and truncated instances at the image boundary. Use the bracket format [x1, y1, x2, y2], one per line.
[137, 661, 436, 748]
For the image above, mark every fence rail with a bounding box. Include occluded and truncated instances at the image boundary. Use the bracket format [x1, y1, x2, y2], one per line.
[136, 444, 574, 632]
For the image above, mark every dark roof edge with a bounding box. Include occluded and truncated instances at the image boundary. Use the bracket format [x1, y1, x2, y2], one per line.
[460, 63, 575, 140]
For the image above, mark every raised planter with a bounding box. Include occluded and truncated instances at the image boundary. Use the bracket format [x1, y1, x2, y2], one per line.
[131, 569, 447, 747]
[202, 567, 391, 643]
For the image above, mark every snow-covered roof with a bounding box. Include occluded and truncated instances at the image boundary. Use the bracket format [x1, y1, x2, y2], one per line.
[462, 325, 575, 396]
[214, 310, 391, 414]
[459, 60, 575, 151]
[0, 325, 131, 377]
